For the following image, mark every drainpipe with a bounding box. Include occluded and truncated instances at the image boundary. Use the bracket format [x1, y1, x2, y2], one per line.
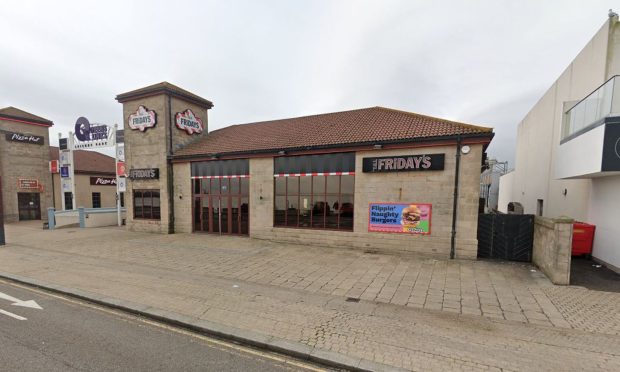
[167, 95, 175, 234]
[450, 136, 462, 259]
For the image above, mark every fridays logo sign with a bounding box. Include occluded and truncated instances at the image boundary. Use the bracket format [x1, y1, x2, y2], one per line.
[175, 109, 203, 135]
[128, 106, 157, 132]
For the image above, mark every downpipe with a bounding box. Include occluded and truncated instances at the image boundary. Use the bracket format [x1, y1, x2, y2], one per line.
[450, 136, 462, 259]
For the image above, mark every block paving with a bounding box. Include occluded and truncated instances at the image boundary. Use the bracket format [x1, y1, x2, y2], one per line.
[1, 222, 619, 370]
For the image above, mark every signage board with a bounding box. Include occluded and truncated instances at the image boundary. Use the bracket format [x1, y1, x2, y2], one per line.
[128, 106, 157, 132]
[129, 168, 159, 180]
[116, 146, 125, 161]
[74, 117, 112, 149]
[90, 177, 117, 186]
[118, 177, 127, 192]
[116, 161, 126, 177]
[362, 154, 445, 173]
[5, 132, 44, 145]
[59, 138, 68, 150]
[368, 203, 432, 235]
[60, 166, 70, 178]
[602, 123, 620, 172]
[60, 151, 70, 165]
[116, 129, 125, 144]
[18, 179, 39, 190]
[175, 109, 204, 135]
[62, 180, 72, 192]
[49, 160, 59, 173]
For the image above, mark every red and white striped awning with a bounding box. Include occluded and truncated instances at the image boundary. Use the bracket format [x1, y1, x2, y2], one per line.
[274, 172, 355, 177]
[191, 175, 250, 179]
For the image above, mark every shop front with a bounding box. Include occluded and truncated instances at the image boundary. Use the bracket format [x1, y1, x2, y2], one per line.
[117, 83, 493, 259]
[0, 107, 54, 223]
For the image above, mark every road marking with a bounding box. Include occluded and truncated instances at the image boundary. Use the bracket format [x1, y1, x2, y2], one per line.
[0, 291, 43, 309]
[0, 308, 27, 320]
[0, 280, 327, 371]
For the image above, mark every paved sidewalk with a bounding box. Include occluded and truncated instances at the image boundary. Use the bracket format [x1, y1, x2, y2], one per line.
[1, 223, 619, 371]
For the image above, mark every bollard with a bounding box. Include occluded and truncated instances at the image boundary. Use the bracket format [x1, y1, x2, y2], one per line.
[47, 207, 56, 230]
[78, 207, 86, 228]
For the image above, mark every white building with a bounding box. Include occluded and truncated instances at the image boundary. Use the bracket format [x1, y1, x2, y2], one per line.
[499, 15, 620, 273]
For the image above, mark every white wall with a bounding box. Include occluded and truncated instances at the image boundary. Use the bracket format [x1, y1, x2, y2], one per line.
[505, 17, 617, 220]
[497, 171, 514, 213]
[588, 175, 620, 272]
[555, 124, 605, 179]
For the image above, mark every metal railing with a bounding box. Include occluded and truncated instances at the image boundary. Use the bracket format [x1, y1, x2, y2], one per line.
[563, 75, 620, 139]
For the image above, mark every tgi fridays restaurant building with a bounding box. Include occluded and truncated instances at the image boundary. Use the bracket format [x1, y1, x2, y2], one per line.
[117, 83, 493, 258]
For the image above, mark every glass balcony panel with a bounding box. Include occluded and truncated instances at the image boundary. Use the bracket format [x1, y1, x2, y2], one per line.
[564, 76, 618, 139]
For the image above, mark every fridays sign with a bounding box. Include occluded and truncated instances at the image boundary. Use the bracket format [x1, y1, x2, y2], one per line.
[128, 106, 157, 132]
[175, 109, 204, 135]
[362, 154, 445, 173]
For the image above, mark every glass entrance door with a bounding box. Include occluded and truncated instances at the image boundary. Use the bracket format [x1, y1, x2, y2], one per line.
[192, 177, 249, 235]
[17, 193, 41, 221]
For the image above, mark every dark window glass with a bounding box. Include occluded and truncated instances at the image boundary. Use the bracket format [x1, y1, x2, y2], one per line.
[201, 179, 210, 194]
[300, 176, 311, 194]
[275, 196, 287, 225]
[120, 192, 125, 208]
[92, 192, 101, 208]
[275, 177, 286, 195]
[274, 175, 353, 231]
[240, 178, 249, 195]
[220, 178, 229, 194]
[230, 178, 239, 195]
[193, 179, 201, 194]
[211, 178, 220, 196]
[274, 153, 355, 174]
[64, 192, 73, 210]
[133, 190, 161, 220]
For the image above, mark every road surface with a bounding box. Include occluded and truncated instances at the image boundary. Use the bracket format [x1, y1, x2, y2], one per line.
[0, 279, 328, 372]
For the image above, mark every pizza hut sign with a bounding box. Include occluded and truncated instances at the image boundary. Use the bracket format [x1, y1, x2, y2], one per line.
[128, 105, 157, 132]
[175, 109, 203, 135]
[90, 177, 117, 186]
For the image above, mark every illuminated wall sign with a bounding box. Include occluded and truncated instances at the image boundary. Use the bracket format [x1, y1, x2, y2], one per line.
[18, 179, 39, 189]
[129, 168, 159, 180]
[49, 160, 59, 173]
[5, 131, 44, 145]
[90, 177, 117, 186]
[60, 166, 70, 178]
[368, 203, 432, 235]
[175, 109, 204, 135]
[362, 154, 445, 173]
[116, 161, 126, 177]
[128, 106, 157, 132]
[74, 117, 112, 149]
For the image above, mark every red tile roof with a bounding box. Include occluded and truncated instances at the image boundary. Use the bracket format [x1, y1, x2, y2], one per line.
[0, 106, 53, 126]
[175, 106, 493, 157]
[50, 147, 116, 175]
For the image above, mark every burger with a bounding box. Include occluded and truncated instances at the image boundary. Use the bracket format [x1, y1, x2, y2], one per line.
[401, 205, 421, 226]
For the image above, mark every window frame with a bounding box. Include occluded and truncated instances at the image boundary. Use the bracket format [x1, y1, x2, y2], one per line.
[92, 192, 101, 209]
[133, 189, 161, 220]
[274, 174, 354, 231]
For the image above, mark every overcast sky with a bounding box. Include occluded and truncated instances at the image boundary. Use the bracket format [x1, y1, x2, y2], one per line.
[1, 1, 617, 166]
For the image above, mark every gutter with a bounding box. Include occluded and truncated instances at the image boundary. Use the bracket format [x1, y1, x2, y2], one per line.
[171, 132, 494, 162]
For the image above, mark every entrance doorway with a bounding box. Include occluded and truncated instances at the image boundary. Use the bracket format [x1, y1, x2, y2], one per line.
[193, 177, 249, 235]
[17, 193, 41, 221]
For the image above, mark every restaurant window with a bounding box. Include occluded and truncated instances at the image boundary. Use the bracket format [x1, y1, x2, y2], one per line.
[274, 153, 355, 231]
[133, 190, 161, 220]
[92, 192, 101, 208]
[64, 192, 73, 210]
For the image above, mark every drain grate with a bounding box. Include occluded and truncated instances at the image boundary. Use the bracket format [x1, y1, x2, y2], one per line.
[345, 297, 360, 303]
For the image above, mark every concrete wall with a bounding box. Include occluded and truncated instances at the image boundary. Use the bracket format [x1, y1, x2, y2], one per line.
[0, 118, 53, 222]
[53, 173, 118, 210]
[532, 216, 573, 285]
[588, 175, 620, 273]
[497, 171, 513, 213]
[501, 17, 618, 220]
[83, 209, 126, 228]
[248, 144, 484, 259]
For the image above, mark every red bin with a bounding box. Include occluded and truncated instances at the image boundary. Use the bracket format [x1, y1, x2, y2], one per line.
[572, 222, 596, 257]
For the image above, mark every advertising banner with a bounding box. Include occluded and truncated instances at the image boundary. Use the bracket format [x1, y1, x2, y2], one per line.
[60, 166, 70, 178]
[368, 203, 432, 235]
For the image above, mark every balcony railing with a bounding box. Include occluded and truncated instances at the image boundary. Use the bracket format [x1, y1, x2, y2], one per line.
[563, 75, 620, 140]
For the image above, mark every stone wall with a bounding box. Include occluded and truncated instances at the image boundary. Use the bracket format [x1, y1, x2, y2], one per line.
[173, 162, 192, 233]
[0, 119, 53, 223]
[532, 216, 573, 285]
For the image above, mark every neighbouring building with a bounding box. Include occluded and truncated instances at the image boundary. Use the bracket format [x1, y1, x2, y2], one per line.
[50, 147, 121, 210]
[498, 15, 620, 272]
[116, 82, 494, 258]
[0, 107, 54, 223]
